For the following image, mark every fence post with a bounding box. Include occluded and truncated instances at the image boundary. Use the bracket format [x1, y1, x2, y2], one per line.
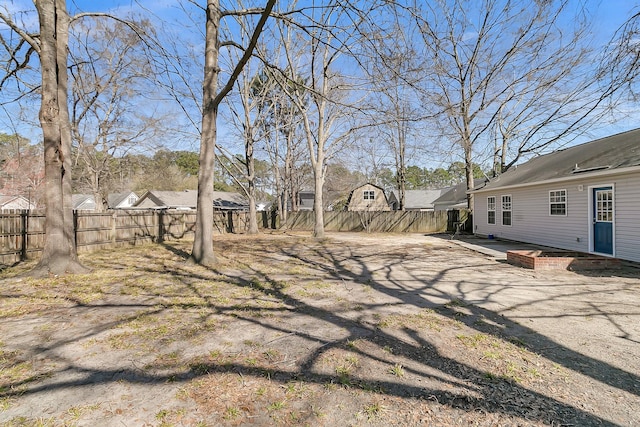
[157, 209, 165, 243]
[73, 210, 79, 249]
[226, 211, 234, 233]
[112, 211, 118, 244]
[20, 210, 28, 260]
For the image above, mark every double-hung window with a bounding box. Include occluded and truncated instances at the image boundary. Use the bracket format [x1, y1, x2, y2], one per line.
[501, 195, 512, 226]
[487, 196, 496, 225]
[363, 190, 375, 200]
[549, 190, 567, 216]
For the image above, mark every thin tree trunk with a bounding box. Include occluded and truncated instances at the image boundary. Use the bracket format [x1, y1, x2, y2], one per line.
[464, 141, 474, 209]
[191, 0, 274, 263]
[246, 159, 259, 234]
[313, 167, 325, 238]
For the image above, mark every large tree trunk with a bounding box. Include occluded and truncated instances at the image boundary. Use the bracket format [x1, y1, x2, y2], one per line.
[191, 0, 219, 267]
[31, 0, 89, 276]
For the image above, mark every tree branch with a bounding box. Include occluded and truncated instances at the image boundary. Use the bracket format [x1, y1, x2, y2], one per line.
[213, 0, 276, 107]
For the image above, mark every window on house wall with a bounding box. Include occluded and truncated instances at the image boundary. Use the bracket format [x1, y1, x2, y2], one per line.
[487, 196, 496, 225]
[502, 195, 512, 226]
[549, 189, 567, 215]
[363, 190, 375, 200]
[128, 195, 137, 205]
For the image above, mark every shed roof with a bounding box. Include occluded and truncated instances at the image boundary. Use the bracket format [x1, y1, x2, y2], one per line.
[347, 182, 389, 203]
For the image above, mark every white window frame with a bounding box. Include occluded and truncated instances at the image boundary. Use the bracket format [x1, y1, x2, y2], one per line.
[501, 195, 512, 226]
[363, 190, 375, 200]
[549, 189, 567, 216]
[487, 196, 496, 225]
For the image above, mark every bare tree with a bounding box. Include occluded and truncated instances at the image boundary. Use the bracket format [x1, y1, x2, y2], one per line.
[0, 133, 44, 205]
[1, 1, 159, 274]
[255, 39, 309, 224]
[277, 4, 365, 238]
[69, 19, 164, 210]
[221, 40, 277, 234]
[362, 31, 423, 210]
[412, 0, 622, 207]
[0, 0, 90, 275]
[596, 10, 640, 105]
[191, 0, 276, 265]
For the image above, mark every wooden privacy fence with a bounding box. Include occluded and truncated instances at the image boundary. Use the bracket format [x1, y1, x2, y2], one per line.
[0, 209, 255, 265]
[283, 210, 456, 233]
[0, 208, 469, 265]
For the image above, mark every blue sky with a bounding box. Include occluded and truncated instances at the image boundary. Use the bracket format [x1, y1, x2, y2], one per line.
[2, 0, 640, 164]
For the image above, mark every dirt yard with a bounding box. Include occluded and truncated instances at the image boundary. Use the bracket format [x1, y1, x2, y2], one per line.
[0, 232, 638, 426]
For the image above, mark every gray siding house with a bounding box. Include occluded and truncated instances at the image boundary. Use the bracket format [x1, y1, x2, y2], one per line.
[471, 129, 640, 263]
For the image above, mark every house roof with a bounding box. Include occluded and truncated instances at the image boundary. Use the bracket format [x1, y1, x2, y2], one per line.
[0, 195, 31, 209]
[134, 190, 249, 210]
[213, 191, 249, 210]
[146, 190, 196, 208]
[433, 178, 488, 203]
[473, 128, 640, 193]
[0, 195, 20, 205]
[389, 188, 450, 209]
[72, 194, 96, 210]
[107, 191, 137, 208]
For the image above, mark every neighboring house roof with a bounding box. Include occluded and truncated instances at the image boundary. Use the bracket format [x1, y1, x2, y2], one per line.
[73, 192, 138, 210]
[0, 195, 33, 210]
[135, 190, 198, 209]
[134, 190, 249, 210]
[472, 128, 640, 193]
[389, 188, 451, 210]
[72, 194, 97, 210]
[432, 179, 491, 209]
[107, 191, 138, 209]
[213, 191, 250, 210]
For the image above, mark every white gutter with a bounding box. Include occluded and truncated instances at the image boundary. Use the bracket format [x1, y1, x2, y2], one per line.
[470, 164, 640, 194]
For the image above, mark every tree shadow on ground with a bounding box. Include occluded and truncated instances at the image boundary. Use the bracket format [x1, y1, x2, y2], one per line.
[289, 239, 640, 394]
[1, 236, 637, 426]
